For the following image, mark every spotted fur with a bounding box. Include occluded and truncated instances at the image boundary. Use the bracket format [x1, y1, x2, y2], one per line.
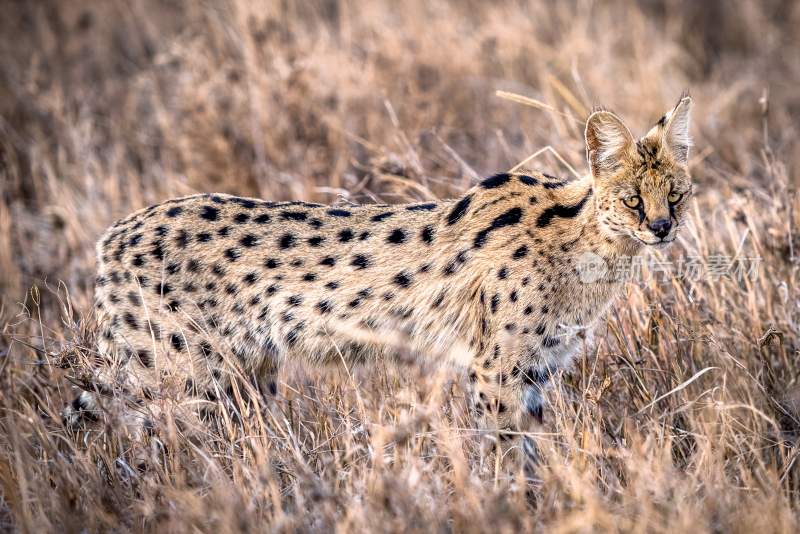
[67, 97, 693, 436]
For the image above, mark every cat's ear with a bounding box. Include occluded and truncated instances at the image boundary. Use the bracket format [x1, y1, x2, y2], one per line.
[585, 109, 636, 179]
[659, 95, 692, 165]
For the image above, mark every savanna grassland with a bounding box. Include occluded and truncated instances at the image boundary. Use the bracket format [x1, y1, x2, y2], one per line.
[1, 1, 800, 532]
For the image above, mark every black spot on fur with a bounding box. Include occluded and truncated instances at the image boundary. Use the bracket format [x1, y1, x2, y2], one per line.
[447, 194, 473, 225]
[327, 209, 352, 217]
[287, 295, 303, 306]
[166, 206, 183, 217]
[157, 281, 173, 296]
[253, 213, 271, 224]
[279, 234, 296, 249]
[338, 229, 354, 242]
[535, 324, 546, 335]
[406, 202, 437, 211]
[233, 213, 250, 224]
[135, 349, 153, 368]
[521, 367, 550, 386]
[170, 333, 185, 351]
[173, 230, 189, 249]
[490, 294, 500, 313]
[281, 211, 307, 221]
[519, 175, 538, 186]
[498, 266, 508, 279]
[420, 225, 435, 244]
[393, 271, 413, 287]
[308, 218, 323, 229]
[543, 181, 566, 189]
[357, 288, 372, 299]
[199, 341, 214, 357]
[231, 198, 257, 209]
[325, 281, 340, 290]
[302, 273, 317, 282]
[443, 250, 468, 276]
[371, 212, 395, 222]
[240, 234, 258, 247]
[150, 240, 165, 260]
[128, 233, 143, 247]
[217, 226, 231, 237]
[387, 228, 406, 244]
[225, 248, 241, 261]
[127, 291, 141, 306]
[351, 254, 370, 270]
[542, 336, 560, 348]
[317, 300, 333, 314]
[536, 188, 593, 227]
[480, 173, 511, 189]
[123, 312, 139, 330]
[197, 232, 212, 243]
[132, 254, 146, 267]
[200, 205, 220, 221]
[285, 325, 302, 346]
[513, 245, 528, 259]
[474, 207, 523, 248]
[320, 256, 336, 267]
[243, 272, 259, 285]
[359, 231, 370, 240]
[266, 284, 281, 296]
[265, 258, 281, 269]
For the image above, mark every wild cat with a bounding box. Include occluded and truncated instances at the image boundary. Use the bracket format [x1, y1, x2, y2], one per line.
[65, 96, 692, 440]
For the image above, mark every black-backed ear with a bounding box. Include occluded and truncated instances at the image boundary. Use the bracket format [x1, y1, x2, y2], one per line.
[585, 109, 636, 179]
[660, 95, 692, 165]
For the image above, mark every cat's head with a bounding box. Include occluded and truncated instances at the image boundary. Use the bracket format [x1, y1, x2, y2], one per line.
[586, 95, 693, 247]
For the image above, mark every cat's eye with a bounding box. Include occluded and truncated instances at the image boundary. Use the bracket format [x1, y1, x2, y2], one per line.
[668, 191, 683, 204]
[623, 195, 641, 209]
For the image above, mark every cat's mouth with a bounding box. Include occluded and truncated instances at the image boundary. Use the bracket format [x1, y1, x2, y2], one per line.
[633, 234, 675, 247]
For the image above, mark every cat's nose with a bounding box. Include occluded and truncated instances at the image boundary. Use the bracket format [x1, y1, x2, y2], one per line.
[648, 218, 672, 239]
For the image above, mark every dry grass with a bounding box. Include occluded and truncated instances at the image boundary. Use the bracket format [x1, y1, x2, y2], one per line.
[1, 0, 800, 532]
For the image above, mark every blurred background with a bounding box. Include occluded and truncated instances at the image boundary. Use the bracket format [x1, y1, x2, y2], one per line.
[1, 1, 799, 531]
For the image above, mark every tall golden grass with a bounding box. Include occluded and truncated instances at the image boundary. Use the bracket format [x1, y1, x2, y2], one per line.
[1, 0, 799, 531]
